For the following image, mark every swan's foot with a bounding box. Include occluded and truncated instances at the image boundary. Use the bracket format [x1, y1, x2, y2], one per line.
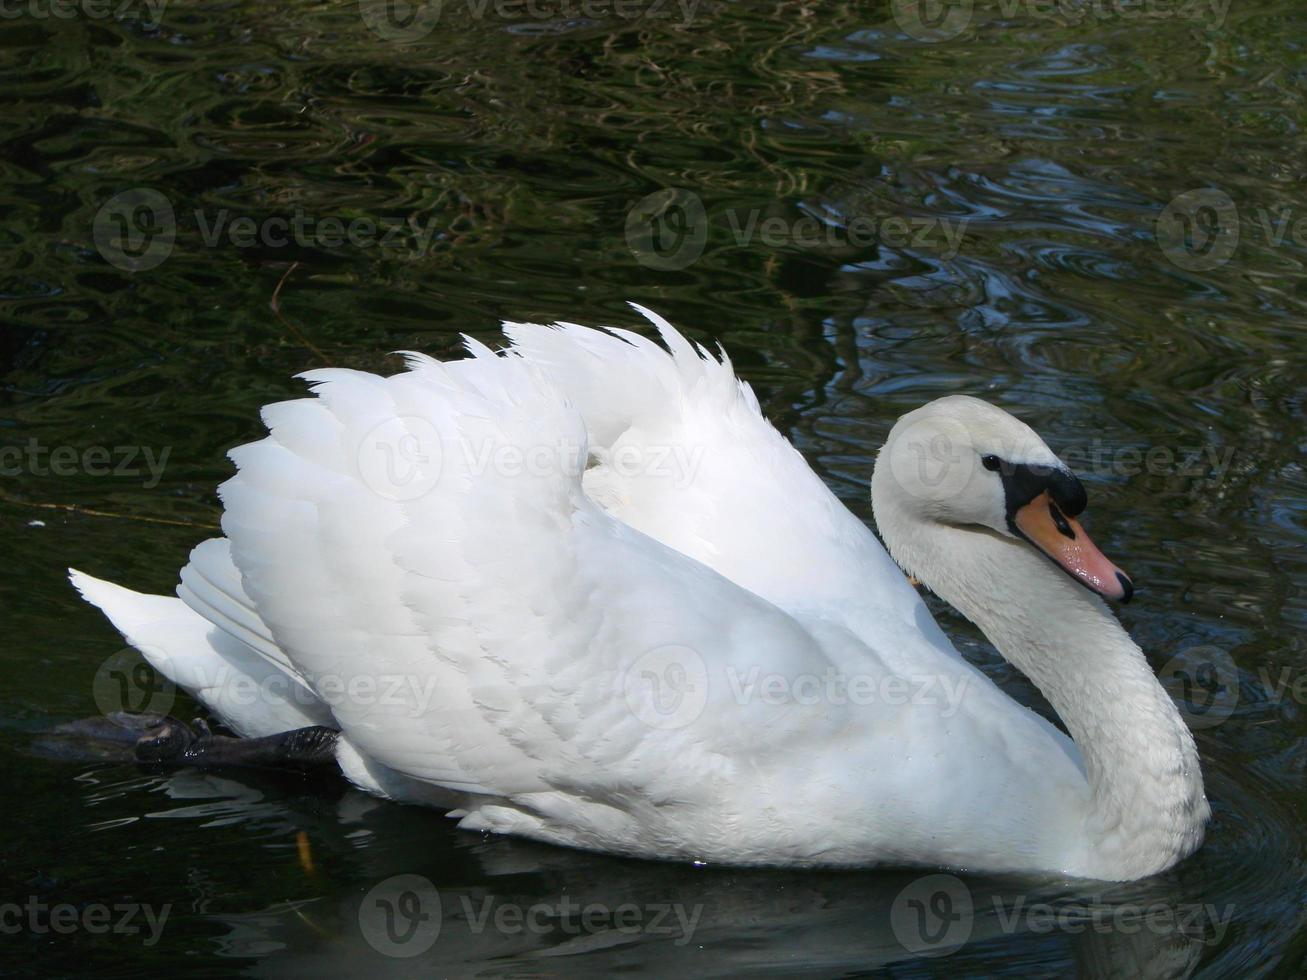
[133, 716, 340, 775]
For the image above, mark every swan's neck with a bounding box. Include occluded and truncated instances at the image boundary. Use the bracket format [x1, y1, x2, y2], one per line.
[878, 505, 1209, 878]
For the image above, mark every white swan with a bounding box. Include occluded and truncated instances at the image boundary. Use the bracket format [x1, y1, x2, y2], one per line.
[68, 305, 1208, 881]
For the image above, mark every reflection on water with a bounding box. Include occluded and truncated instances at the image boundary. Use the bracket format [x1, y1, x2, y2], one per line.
[19, 759, 1276, 977]
[2, 0, 1306, 976]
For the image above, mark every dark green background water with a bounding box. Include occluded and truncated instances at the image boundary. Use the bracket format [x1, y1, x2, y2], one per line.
[2, 0, 1306, 975]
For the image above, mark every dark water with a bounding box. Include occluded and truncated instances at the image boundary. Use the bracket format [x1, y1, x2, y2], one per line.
[2, 0, 1306, 975]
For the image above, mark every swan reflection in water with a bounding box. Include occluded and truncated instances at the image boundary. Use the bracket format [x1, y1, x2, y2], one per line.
[220, 775, 1220, 977]
[31, 742, 1219, 978]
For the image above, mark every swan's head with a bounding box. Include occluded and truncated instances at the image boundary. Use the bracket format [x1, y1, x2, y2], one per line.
[871, 395, 1133, 603]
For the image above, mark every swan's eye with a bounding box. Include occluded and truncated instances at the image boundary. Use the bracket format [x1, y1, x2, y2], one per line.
[981, 454, 1002, 472]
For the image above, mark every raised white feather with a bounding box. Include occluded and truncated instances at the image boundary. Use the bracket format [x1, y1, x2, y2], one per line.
[69, 306, 1205, 879]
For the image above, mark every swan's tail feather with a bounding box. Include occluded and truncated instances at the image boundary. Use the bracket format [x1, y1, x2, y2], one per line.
[68, 566, 333, 738]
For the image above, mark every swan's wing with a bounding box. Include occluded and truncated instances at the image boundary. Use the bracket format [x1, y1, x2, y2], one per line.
[500, 306, 954, 668]
[217, 348, 859, 808]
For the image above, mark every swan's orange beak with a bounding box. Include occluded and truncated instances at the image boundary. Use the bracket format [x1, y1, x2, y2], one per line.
[1014, 491, 1133, 603]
